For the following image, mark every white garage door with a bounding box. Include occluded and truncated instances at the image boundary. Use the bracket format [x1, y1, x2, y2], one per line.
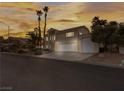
[80, 38, 98, 53]
[55, 40, 78, 52]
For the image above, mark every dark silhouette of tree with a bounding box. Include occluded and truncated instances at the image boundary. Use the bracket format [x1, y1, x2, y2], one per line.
[27, 28, 39, 49]
[104, 21, 119, 52]
[91, 16, 122, 53]
[106, 21, 119, 45]
[34, 27, 39, 46]
[118, 23, 124, 47]
[36, 10, 43, 49]
[43, 6, 49, 49]
[91, 16, 107, 52]
[27, 32, 37, 49]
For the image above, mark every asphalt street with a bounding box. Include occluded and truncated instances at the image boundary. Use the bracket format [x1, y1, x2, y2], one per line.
[1, 53, 124, 91]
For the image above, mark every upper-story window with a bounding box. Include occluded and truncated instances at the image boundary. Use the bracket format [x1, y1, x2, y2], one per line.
[79, 32, 83, 35]
[66, 32, 74, 37]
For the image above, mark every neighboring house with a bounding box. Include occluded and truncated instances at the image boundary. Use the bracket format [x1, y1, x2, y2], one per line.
[47, 26, 99, 53]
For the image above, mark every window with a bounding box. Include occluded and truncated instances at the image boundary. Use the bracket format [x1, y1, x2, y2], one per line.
[66, 32, 74, 37]
[79, 32, 83, 35]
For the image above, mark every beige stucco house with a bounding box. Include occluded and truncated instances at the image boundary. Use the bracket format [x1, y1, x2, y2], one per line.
[46, 26, 99, 53]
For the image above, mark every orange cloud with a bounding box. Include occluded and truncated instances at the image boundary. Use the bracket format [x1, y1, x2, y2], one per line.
[52, 19, 77, 22]
[0, 2, 124, 37]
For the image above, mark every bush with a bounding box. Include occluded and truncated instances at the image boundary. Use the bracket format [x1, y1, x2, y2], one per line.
[121, 60, 124, 65]
[17, 49, 26, 54]
[43, 48, 50, 51]
[34, 48, 42, 55]
[1, 47, 10, 52]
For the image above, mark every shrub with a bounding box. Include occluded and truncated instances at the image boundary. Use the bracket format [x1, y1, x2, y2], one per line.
[34, 48, 42, 55]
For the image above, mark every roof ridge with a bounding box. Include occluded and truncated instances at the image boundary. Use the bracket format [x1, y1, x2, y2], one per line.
[60, 25, 86, 31]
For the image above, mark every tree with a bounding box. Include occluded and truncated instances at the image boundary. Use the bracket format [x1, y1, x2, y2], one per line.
[27, 28, 39, 49]
[36, 10, 43, 49]
[118, 23, 124, 47]
[27, 32, 37, 48]
[106, 21, 119, 45]
[91, 16, 121, 53]
[91, 16, 108, 51]
[43, 6, 49, 49]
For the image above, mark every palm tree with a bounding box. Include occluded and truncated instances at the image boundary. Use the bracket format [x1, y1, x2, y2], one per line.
[34, 27, 39, 46]
[43, 6, 49, 49]
[36, 10, 43, 49]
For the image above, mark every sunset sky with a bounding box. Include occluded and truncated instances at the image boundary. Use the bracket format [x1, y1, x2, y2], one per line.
[0, 2, 124, 37]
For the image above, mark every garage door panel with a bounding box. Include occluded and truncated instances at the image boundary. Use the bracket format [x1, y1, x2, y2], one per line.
[81, 38, 98, 53]
[55, 41, 78, 52]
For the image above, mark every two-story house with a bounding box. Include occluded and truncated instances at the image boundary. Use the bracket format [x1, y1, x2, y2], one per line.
[47, 26, 99, 53]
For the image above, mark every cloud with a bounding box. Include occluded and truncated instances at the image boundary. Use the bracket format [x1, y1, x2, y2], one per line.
[2, 31, 27, 37]
[0, 2, 124, 37]
[18, 22, 31, 30]
[0, 20, 7, 25]
[53, 19, 77, 22]
[75, 2, 124, 15]
[0, 2, 40, 11]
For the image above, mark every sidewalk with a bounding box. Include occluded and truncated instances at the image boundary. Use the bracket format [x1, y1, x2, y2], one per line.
[83, 53, 124, 66]
[37, 52, 95, 62]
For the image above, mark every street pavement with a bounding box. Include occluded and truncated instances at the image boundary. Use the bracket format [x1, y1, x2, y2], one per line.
[1, 53, 124, 91]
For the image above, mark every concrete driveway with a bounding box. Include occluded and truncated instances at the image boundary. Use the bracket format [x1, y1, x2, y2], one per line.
[37, 52, 95, 62]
